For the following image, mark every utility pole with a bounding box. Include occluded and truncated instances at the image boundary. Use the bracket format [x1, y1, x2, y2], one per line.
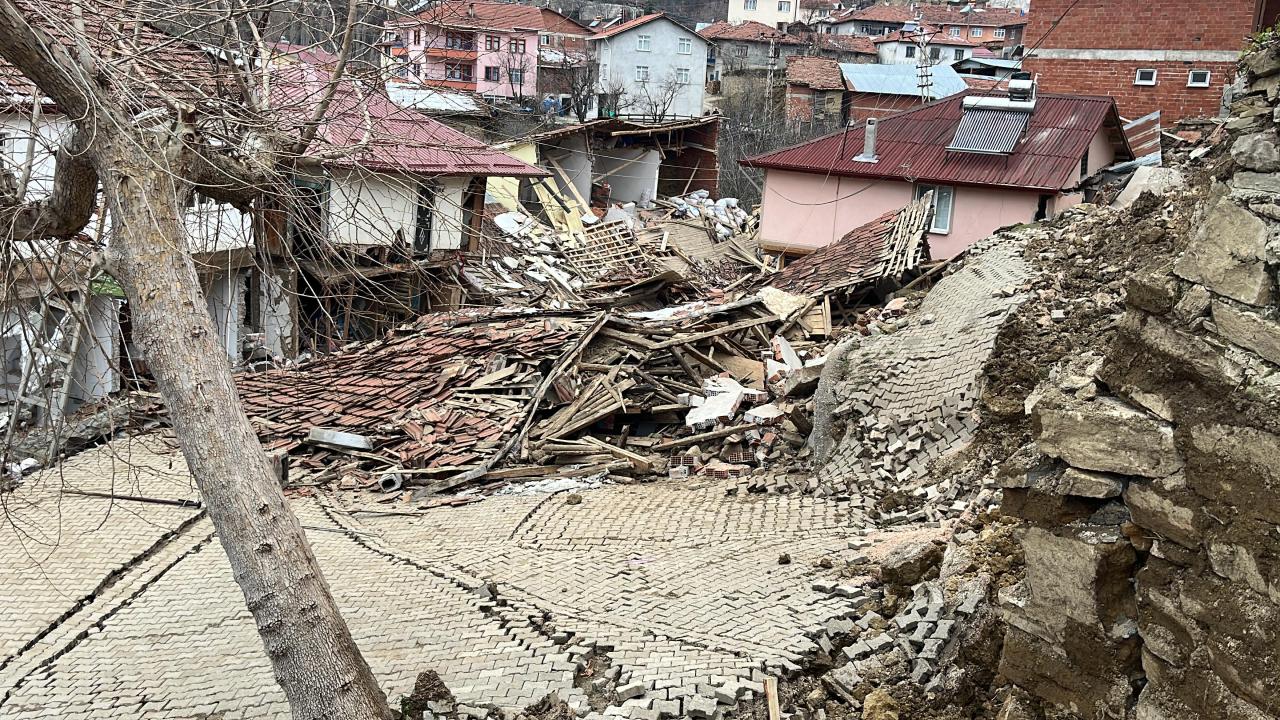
[905, 20, 938, 104]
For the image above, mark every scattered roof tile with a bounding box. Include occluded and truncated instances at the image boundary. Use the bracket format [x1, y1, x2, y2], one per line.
[766, 195, 932, 296]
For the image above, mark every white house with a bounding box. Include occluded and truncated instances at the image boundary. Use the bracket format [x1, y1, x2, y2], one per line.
[726, 0, 799, 31]
[591, 14, 709, 120]
[874, 30, 976, 65]
[0, 46, 544, 422]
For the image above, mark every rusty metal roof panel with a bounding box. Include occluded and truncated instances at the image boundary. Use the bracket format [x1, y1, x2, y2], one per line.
[744, 92, 1130, 192]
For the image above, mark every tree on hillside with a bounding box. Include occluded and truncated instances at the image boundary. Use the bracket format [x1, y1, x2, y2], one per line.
[0, 0, 391, 716]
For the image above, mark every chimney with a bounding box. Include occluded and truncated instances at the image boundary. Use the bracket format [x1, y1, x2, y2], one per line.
[854, 118, 878, 162]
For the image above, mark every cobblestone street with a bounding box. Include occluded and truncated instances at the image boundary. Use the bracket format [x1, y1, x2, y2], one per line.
[0, 437, 888, 719]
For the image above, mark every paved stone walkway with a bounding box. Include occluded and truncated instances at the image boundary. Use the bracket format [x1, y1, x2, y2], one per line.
[811, 233, 1032, 514]
[1, 440, 882, 719]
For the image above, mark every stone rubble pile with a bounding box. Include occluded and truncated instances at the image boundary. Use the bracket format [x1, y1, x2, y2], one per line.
[994, 40, 1280, 720]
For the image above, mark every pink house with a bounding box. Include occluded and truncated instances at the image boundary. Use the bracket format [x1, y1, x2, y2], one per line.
[383, 2, 587, 101]
[742, 81, 1133, 258]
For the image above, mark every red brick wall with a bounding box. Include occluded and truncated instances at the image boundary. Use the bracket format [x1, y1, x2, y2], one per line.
[786, 85, 816, 122]
[1025, 0, 1257, 51]
[1023, 0, 1256, 120]
[1023, 57, 1235, 120]
[846, 92, 919, 124]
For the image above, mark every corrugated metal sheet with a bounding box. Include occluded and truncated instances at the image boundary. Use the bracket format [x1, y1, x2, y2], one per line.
[947, 109, 1030, 154]
[744, 91, 1131, 192]
[839, 63, 969, 100]
[1122, 110, 1163, 164]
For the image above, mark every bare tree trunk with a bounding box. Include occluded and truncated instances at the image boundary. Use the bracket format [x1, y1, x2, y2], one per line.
[97, 137, 392, 720]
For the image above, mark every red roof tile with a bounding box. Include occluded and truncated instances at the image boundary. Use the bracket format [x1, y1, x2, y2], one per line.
[394, 1, 546, 31]
[785, 56, 846, 90]
[874, 28, 979, 47]
[807, 33, 878, 55]
[743, 91, 1132, 192]
[917, 6, 1026, 28]
[592, 13, 672, 39]
[699, 20, 805, 44]
[847, 4, 915, 23]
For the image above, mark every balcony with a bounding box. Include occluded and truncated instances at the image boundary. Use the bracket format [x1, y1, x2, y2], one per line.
[429, 78, 478, 91]
[425, 47, 479, 60]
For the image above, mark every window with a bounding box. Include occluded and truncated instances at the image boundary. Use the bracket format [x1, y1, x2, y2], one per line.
[954, 48, 964, 61]
[484, 65, 500, 81]
[445, 31, 474, 49]
[637, 34, 652, 51]
[676, 67, 690, 84]
[413, 29, 422, 44]
[485, 35, 500, 51]
[635, 65, 650, 82]
[949, 27, 960, 36]
[1134, 68, 1157, 86]
[778, 0, 791, 11]
[508, 38, 526, 53]
[930, 46, 941, 60]
[734, 45, 748, 58]
[412, 62, 422, 77]
[1080, 148, 1090, 178]
[970, 27, 983, 37]
[509, 68, 525, 85]
[994, 28, 1006, 39]
[601, 63, 609, 80]
[905, 44, 916, 58]
[540, 34, 552, 46]
[679, 37, 693, 54]
[1188, 69, 1211, 87]
[744, 0, 758, 9]
[414, 183, 436, 254]
[445, 62, 473, 81]
[860, 24, 872, 34]
[915, 184, 955, 234]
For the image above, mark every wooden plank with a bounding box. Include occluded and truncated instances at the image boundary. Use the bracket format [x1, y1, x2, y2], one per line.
[651, 314, 780, 350]
[764, 677, 781, 720]
[580, 436, 653, 472]
[652, 423, 763, 452]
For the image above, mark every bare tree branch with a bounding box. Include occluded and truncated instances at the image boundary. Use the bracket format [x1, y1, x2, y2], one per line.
[0, 129, 99, 240]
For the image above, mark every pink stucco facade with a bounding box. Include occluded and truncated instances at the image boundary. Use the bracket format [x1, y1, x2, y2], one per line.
[397, 27, 538, 99]
[758, 128, 1117, 259]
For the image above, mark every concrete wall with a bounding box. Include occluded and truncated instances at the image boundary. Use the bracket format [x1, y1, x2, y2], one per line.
[760, 169, 1052, 259]
[487, 142, 539, 210]
[68, 295, 121, 405]
[327, 168, 417, 247]
[433, 176, 470, 251]
[877, 41, 973, 65]
[596, 147, 660, 204]
[544, 134, 593, 205]
[727, 0, 799, 29]
[594, 17, 708, 118]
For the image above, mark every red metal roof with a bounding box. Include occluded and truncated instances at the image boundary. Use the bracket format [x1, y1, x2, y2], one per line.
[917, 6, 1026, 28]
[272, 56, 545, 178]
[743, 91, 1132, 192]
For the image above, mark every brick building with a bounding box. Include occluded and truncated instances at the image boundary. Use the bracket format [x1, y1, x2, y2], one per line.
[1022, 0, 1279, 121]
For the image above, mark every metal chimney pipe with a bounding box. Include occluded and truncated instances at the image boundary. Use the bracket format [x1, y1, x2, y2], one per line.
[855, 117, 879, 162]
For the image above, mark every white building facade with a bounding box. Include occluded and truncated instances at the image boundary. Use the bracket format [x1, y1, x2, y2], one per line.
[726, 0, 799, 31]
[592, 15, 709, 120]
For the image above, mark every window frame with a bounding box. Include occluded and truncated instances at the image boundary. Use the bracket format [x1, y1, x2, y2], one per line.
[508, 68, 525, 85]
[949, 27, 960, 37]
[744, 0, 758, 9]
[635, 64, 650, 82]
[507, 38, 526, 54]
[914, 184, 955, 234]
[777, 0, 791, 11]
[994, 27, 1006, 39]
[929, 46, 941, 60]
[970, 26, 983, 37]
[734, 44, 748, 58]
[540, 34, 552, 46]
[1134, 68, 1158, 86]
[637, 34, 652, 51]
[678, 37, 693, 54]
[483, 65, 501, 82]
[484, 35, 501, 51]
[676, 67, 691, 84]
[953, 48, 964, 61]
[1187, 69, 1211, 87]
[905, 44, 916, 58]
